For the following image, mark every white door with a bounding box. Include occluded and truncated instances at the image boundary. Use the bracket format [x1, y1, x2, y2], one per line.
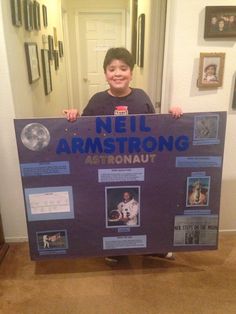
[77, 11, 126, 110]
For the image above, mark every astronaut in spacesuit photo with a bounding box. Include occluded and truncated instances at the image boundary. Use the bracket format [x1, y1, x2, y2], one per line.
[117, 191, 139, 226]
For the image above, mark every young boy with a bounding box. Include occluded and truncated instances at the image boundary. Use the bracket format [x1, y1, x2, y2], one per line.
[64, 47, 182, 120]
[64, 47, 182, 263]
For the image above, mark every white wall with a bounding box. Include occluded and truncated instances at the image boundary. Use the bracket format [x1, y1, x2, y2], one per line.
[0, 0, 70, 241]
[162, 0, 236, 230]
[0, 3, 27, 241]
[1, 0, 68, 118]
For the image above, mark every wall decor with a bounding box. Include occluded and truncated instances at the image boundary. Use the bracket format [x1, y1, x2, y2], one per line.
[10, 0, 22, 27]
[204, 6, 236, 38]
[48, 35, 54, 61]
[33, 0, 41, 30]
[137, 14, 145, 67]
[197, 52, 225, 88]
[131, 0, 138, 62]
[53, 27, 58, 47]
[58, 41, 63, 57]
[54, 50, 59, 71]
[41, 49, 52, 95]
[232, 76, 236, 109]
[42, 5, 48, 27]
[23, 0, 33, 31]
[24, 42, 40, 84]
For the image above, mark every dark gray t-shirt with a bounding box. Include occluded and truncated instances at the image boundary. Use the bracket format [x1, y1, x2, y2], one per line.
[82, 88, 155, 116]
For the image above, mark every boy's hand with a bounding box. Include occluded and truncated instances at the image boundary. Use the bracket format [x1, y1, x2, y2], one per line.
[168, 106, 183, 119]
[63, 109, 80, 122]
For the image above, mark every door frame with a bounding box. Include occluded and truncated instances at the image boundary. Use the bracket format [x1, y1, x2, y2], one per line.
[75, 9, 127, 112]
[61, 9, 74, 109]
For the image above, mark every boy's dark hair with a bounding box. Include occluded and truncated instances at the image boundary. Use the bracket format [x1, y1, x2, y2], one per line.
[103, 47, 135, 72]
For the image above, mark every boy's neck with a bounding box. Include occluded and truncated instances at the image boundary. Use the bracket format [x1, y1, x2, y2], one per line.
[108, 87, 131, 97]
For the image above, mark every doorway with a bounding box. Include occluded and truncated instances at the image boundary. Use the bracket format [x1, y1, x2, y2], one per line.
[75, 11, 126, 111]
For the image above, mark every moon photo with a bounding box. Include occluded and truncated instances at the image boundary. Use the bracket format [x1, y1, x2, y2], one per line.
[20, 123, 50, 151]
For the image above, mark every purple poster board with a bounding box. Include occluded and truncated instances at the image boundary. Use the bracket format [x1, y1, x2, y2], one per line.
[14, 112, 226, 260]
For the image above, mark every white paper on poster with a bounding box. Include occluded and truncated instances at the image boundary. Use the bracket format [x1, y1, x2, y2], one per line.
[98, 168, 145, 183]
[29, 191, 70, 214]
[103, 235, 147, 250]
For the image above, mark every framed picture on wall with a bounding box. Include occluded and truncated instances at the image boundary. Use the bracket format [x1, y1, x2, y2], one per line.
[41, 49, 52, 95]
[58, 41, 64, 57]
[48, 35, 54, 61]
[42, 5, 48, 27]
[53, 27, 58, 48]
[197, 52, 225, 88]
[24, 42, 40, 84]
[54, 50, 59, 71]
[131, 0, 138, 62]
[232, 76, 236, 109]
[23, 0, 33, 31]
[10, 0, 22, 27]
[33, 0, 41, 30]
[204, 6, 236, 38]
[137, 14, 145, 67]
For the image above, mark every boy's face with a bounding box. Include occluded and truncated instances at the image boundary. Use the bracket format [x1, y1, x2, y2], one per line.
[105, 59, 132, 94]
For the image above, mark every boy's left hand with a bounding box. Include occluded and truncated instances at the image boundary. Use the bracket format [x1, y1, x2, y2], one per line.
[169, 106, 183, 119]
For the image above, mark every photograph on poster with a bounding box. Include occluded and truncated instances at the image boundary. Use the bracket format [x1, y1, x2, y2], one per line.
[194, 114, 219, 141]
[20, 122, 50, 151]
[174, 215, 218, 246]
[105, 186, 140, 228]
[36, 230, 68, 251]
[186, 176, 210, 207]
[24, 186, 75, 221]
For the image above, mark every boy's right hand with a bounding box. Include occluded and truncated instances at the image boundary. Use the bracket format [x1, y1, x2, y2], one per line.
[63, 109, 80, 122]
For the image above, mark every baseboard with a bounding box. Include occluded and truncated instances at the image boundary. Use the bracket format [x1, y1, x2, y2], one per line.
[219, 229, 236, 233]
[5, 236, 28, 243]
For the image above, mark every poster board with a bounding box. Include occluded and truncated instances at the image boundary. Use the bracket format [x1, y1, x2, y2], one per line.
[14, 112, 226, 260]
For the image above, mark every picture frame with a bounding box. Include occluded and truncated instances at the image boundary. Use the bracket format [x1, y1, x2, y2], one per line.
[131, 0, 138, 62]
[24, 42, 40, 84]
[42, 5, 48, 27]
[33, 0, 41, 30]
[10, 0, 22, 27]
[204, 6, 236, 38]
[48, 35, 54, 61]
[53, 27, 58, 48]
[197, 52, 225, 88]
[41, 49, 52, 95]
[23, 0, 33, 31]
[232, 76, 236, 109]
[54, 50, 59, 71]
[58, 41, 64, 57]
[137, 14, 145, 67]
